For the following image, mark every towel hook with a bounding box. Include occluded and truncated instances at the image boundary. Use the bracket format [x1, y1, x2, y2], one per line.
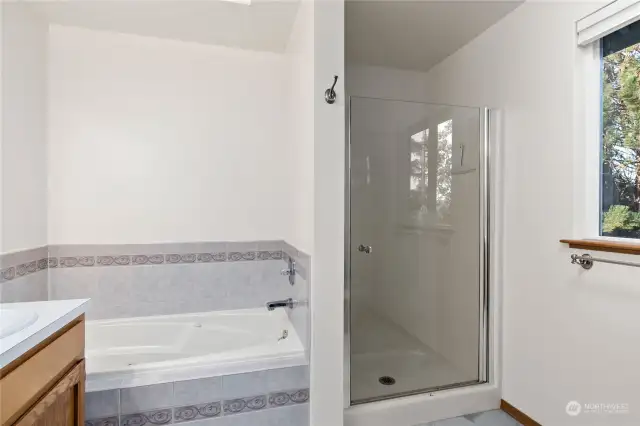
[325, 75, 338, 104]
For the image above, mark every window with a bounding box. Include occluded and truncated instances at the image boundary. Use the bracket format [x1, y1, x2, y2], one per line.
[436, 120, 453, 216]
[408, 120, 453, 226]
[410, 128, 429, 214]
[564, 0, 640, 251]
[601, 21, 640, 238]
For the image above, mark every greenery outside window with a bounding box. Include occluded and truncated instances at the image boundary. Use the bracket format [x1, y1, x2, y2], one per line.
[408, 120, 453, 227]
[601, 21, 640, 238]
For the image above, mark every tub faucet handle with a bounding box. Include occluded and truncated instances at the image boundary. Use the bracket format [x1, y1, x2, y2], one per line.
[280, 259, 296, 286]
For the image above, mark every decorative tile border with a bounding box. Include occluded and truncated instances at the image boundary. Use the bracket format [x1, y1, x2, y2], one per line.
[174, 402, 221, 423]
[1, 242, 297, 283]
[223, 394, 267, 415]
[1, 242, 290, 281]
[51, 250, 282, 269]
[268, 388, 310, 408]
[121, 409, 173, 426]
[85, 417, 119, 426]
[0, 246, 48, 284]
[59, 256, 96, 268]
[257, 250, 283, 261]
[0, 261, 45, 281]
[85, 388, 309, 426]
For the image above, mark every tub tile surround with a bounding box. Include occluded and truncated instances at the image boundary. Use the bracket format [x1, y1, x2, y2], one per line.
[3, 241, 312, 426]
[170, 404, 308, 426]
[282, 242, 309, 281]
[48, 241, 284, 267]
[85, 390, 120, 420]
[173, 377, 224, 405]
[0, 241, 297, 308]
[281, 242, 310, 358]
[45, 240, 309, 323]
[0, 246, 48, 302]
[174, 402, 222, 423]
[85, 366, 310, 426]
[121, 409, 173, 426]
[49, 256, 293, 319]
[121, 383, 175, 414]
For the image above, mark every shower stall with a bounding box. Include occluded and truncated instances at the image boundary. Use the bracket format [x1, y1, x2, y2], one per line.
[345, 97, 490, 405]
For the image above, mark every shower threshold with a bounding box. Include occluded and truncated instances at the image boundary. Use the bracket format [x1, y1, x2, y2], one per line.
[351, 379, 485, 405]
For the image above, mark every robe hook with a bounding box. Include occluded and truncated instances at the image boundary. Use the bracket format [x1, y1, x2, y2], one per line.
[325, 75, 338, 104]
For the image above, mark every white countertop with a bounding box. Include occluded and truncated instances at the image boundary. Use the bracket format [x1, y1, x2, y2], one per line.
[0, 299, 89, 370]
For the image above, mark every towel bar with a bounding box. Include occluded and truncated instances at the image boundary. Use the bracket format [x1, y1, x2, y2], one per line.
[570, 253, 640, 270]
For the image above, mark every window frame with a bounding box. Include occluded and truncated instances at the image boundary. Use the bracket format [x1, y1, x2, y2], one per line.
[576, 6, 640, 243]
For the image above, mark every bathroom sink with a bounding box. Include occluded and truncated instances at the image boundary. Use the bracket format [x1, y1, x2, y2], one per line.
[0, 308, 39, 339]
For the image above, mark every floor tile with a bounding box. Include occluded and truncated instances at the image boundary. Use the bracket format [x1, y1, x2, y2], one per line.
[414, 410, 522, 426]
[465, 410, 522, 426]
[427, 417, 475, 426]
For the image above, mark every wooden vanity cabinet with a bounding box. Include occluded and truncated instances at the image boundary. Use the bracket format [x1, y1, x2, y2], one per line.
[0, 315, 85, 426]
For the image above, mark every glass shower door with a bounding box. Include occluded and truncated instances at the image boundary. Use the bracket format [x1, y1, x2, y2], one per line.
[348, 96, 487, 404]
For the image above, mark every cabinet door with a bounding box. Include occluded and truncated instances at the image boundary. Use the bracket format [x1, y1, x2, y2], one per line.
[14, 361, 85, 426]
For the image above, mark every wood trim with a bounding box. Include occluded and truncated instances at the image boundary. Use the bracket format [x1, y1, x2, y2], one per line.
[75, 361, 85, 426]
[0, 321, 85, 425]
[0, 315, 84, 379]
[14, 360, 85, 426]
[560, 239, 640, 255]
[501, 399, 542, 426]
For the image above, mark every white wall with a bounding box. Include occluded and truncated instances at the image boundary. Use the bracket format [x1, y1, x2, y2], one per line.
[1, 3, 4, 253]
[312, 0, 345, 424]
[422, 2, 640, 425]
[285, 0, 314, 255]
[1, 3, 48, 252]
[47, 25, 291, 244]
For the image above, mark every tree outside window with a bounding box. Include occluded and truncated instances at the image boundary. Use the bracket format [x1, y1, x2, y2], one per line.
[409, 120, 452, 225]
[601, 25, 640, 238]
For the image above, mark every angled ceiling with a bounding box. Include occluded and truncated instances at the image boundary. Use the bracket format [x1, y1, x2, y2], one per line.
[28, 0, 300, 53]
[346, 0, 522, 72]
[26, 0, 520, 62]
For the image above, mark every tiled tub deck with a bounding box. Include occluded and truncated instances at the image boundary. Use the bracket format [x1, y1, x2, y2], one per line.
[85, 366, 309, 426]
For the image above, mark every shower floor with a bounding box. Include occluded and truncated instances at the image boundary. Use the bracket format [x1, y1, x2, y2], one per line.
[350, 308, 474, 402]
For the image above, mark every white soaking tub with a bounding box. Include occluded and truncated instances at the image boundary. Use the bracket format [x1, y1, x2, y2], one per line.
[85, 308, 306, 392]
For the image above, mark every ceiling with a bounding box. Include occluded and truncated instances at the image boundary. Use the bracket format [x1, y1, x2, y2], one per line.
[26, 0, 520, 62]
[346, 0, 522, 72]
[28, 0, 301, 53]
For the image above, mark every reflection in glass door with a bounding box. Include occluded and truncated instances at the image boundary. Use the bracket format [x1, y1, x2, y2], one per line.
[347, 96, 488, 404]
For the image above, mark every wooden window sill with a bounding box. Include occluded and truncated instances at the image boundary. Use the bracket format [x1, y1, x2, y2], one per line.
[560, 239, 640, 255]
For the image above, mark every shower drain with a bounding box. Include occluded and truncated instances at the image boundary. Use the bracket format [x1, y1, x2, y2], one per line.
[378, 376, 396, 386]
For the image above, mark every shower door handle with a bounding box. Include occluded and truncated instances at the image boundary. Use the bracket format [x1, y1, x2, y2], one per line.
[358, 244, 372, 254]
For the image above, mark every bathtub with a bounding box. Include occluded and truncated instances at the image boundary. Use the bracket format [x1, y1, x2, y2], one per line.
[85, 308, 306, 392]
